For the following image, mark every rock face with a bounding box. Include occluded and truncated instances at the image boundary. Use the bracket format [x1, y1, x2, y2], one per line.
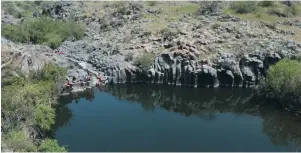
[1, 42, 54, 77]
[103, 41, 295, 88]
[41, 1, 84, 21]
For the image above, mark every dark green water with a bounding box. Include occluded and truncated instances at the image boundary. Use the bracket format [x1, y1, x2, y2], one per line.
[55, 84, 301, 152]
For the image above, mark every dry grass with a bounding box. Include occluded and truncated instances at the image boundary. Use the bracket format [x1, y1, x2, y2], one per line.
[142, 1, 199, 33]
[145, 21, 168, 33]
[279, 25, 301, 43]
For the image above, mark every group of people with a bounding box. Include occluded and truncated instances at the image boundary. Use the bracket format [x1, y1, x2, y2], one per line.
[65, 72, 103, 88]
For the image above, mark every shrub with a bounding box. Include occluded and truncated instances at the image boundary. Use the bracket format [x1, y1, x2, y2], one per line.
[125, 52, 134, 61]
[2, 64, 66, 152]
[29, 63, 66, 82]
[1, 17, 85, 49]
[35, 104, 55, 131]
[133, 53, 156, 70]
[257, 59, 301, 111]
[284, 4, 301, 17]
[230, 1, 258, 14]
[268, 7, 286, 17]
[196, 1, 221, 15]
[4, 130, 37, 152]
[160, 28, 179, 41]
[148, 1, 157, 6]
[259, 1, 275, 7]
[211, 23, 221, 29]
[38, 139, 67, 152]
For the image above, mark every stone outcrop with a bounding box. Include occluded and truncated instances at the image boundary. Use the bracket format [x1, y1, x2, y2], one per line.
[104, 41, 297, 88]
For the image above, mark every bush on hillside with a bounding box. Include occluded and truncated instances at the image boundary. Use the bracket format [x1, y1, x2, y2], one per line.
[268, 7, 287, 17]
[160, 28, 179, 41]
[2, 64, 67, 152]
[284, 4, 301, 17]
[256, 59, 301, 112]
[133, 53, 155, 70]
[196, 1, 221, 15]
[147, 1, 157, 6]
[259, 1, 275, 7]
[230, 1, 258, 14]
[4, 131, 37, 152]
[1, 17, 85, 49]
[38, 139, 67, 152]
[125, 52, 134, 61]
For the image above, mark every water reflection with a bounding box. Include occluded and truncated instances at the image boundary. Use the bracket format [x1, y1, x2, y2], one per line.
[55, 88, 95, 129]
[103, 84, 257, 116]
[56, 84, 301, 151]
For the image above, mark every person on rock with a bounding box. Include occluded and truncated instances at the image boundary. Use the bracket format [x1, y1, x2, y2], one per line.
[72, 76, 77, 84]
[96, 73, 102, 86]
[81, 75, 86, 82]
[85, 73, 90, 82]
[65, 78, 71, 88]
[87, 73, 92, 81]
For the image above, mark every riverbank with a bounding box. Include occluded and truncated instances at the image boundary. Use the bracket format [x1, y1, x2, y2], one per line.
[1, 64, 67, 152]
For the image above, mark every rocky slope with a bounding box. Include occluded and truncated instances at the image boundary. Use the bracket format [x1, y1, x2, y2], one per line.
[2, 1, 301, 87]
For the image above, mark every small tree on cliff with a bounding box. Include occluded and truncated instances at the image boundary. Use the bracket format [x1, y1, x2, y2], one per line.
[256, 59, 301, 112]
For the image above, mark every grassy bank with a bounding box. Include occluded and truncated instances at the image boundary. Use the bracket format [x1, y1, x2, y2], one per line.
[256, 59, 301, 114]
[1, 64, 67, 151]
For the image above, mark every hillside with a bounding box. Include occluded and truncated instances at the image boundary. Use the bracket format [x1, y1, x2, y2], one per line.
[2, 1, 301, 87]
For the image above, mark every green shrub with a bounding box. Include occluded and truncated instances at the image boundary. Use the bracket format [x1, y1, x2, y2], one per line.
[257, 59, 301, 111]
[35, 104, 55, 131]
[2, 64, 66, 152]
[284, 4, 301, 17]
[28, 63, 66, 82]
[259, 1, 275, 7]
[148, 1, 157, 6]
[268, 7, 286, 17]
[230, 1, 258, 14]
[1, 18, 85, 49]
[196, 1, 221, 15]
[134, 53, 156, 70]
[4, 131, 37, 152]
[211, 23, 221, 29]
[38, 139, 67, 152]
[160, 28, 179, 41]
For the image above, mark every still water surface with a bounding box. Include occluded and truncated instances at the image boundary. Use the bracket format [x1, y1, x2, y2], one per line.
[55, 84, 301, 152]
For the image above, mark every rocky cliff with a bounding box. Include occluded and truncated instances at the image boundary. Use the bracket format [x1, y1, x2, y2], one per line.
[2, 1, 301, 87]
[104, 40, 300, 87]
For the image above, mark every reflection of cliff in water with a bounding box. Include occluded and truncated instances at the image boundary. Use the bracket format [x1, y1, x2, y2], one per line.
[56, 84, 301, 150]
[102, 84, 301, 150]
[104, 84, 256, 117]
[55, 88, 95, 129]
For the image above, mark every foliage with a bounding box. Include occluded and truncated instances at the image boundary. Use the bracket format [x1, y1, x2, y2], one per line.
[259, 1, 275, 7]
[211, 23, 221, 29]
[267, 7, 286, 17]
[257, 59, 301, 111]
[35, 104, 55, 131]
[1, 17, 85, 49]
[29, 63, 66, 82]
[133, 53, 156, 70]
[38, 139, 67, 152]
[2, 64, 67, 152]
[284, 4, 301, 17]
[160, 28, 179, 41]
[230, 1, 258, 14]
[125, 52, 134, 61]
[148, 1, 157, 6]
[196, 1, 221, 15]
[4, 130, 37, 152]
